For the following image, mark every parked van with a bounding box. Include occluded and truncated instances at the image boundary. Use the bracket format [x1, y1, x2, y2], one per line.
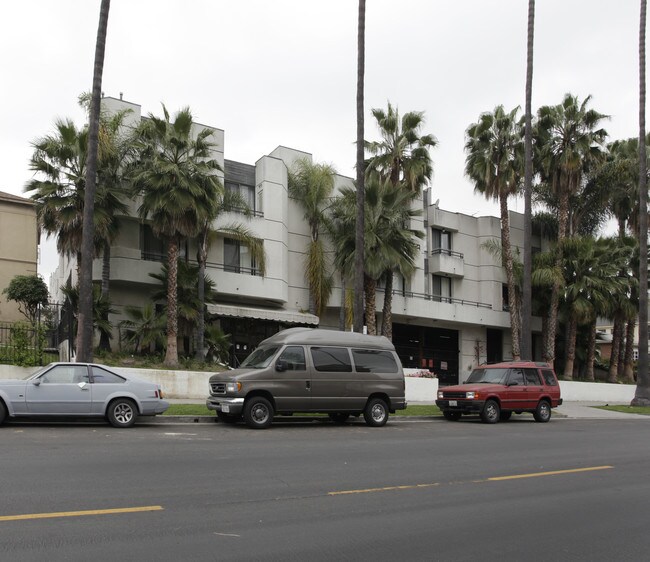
[206, 327, 407, 429]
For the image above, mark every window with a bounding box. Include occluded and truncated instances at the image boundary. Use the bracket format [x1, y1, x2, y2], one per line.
[40, 365, 89, 384]
[91, 366, 126, 384]
[432, 228, 452, 253]
[141, 224, 165, 262]
[524, 368, 541, 385]
[352, 349, 398, 373]
[310, 347, 352, 372]
[432, 275, 452, 302]
[541, 369, 558, 386]
[224, 238, 258, 275]
[502, 284, 510, 312]
[277, 346, 306, 371]
[508, 369, 525, 386]
[225, 181, 256, 215]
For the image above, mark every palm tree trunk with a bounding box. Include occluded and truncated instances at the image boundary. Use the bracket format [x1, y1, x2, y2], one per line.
[381, 271, 394, 340]
[339, 276, 346, 331]
[165, 237, 179, 367]
[500, 195, 520, 360]
[98, 240, 112, 351]
[77, 0, 111, 363]
[585, 318, 597, 381]
[364, 274, 376, 335]
[563, 311, 577, 380]
[608, 313, 623, 383]
[634, 0, 650, 405]
[195, 233, 208, 361]
[623, 318, 636, 383]
[353, 0, 366, 333]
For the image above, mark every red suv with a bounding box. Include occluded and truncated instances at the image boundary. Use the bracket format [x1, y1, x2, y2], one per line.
[435, 361, 562, 423]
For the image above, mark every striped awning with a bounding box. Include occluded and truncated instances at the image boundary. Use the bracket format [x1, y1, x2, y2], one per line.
[207, 303, 319, 325]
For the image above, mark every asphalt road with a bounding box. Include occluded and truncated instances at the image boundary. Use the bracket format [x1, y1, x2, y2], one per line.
[1, 417, 650, 561]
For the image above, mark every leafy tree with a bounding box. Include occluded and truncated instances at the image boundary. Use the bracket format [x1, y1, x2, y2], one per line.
[130, 105, 222, 367]
[2, 275, 49, 326]
[465, 105, 523, 359]
[288, 158, 337, 316]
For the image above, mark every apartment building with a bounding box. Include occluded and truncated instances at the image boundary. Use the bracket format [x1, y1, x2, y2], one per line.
[49, 97, 546, 384]
[0, 191, 38, 322]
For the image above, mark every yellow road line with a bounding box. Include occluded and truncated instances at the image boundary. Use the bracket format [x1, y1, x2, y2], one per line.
[488, 465, 614, 481]
[329, 465, 614, 496]
[0, 505, 163, 522]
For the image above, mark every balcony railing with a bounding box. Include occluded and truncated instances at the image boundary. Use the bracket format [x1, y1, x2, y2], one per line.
[431, 248, 464, 259]
[376, 287, 491, 309]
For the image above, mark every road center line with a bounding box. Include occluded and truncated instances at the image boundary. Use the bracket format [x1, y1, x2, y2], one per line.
[329, 465, 614, 496]
[0, 505, 164, 522]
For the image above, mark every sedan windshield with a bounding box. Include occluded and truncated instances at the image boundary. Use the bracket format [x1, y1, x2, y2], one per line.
[466, 368, 509, 384]
[240, 346, 280, 369]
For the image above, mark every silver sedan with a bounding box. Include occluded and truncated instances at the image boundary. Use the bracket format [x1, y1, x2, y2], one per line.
[0, 363, 169, 428]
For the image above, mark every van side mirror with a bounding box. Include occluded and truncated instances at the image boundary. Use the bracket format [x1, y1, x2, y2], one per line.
[275, 360, 287, 372]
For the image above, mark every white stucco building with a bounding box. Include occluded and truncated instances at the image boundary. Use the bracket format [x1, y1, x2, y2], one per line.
[49, 96, 547, 384]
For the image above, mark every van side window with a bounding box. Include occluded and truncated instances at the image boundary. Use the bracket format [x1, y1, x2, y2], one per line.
[541, 369, 558, 386]
[310, 347, 352, 372]
[277, 346, 306, 371]
[352, 349, 398, 373]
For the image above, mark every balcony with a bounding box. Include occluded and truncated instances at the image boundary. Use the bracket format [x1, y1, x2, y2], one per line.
[429, 249, 464, 278]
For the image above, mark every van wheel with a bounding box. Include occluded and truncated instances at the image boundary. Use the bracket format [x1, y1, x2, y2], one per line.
[217, 412, 239, 424]
[443, 411, 461, 421]
[243, 397, 274, 429]
[363, 398, 388, 427]
[329, 413, 350, 424]
[500, 411, 512, 421]
[480, 400, 500, 424]
[533, 400, 552, 423]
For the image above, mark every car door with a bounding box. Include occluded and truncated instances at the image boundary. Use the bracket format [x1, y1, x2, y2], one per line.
[271, 346, 311, 411]
[89, 365, 129, 414]
[503, 368, 527, 410]
[25, 364, 92, 414]
[523, 368, 544, 409]
[309, 346, 354, 410]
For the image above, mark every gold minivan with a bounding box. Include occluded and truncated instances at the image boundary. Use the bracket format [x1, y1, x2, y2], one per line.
[206, 328, 407, 429]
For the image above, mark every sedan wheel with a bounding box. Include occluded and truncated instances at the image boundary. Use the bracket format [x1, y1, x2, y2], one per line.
[0, 401, 6, 425]
[107, 399, 137, 428]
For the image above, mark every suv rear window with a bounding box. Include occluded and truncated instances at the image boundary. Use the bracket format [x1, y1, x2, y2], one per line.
[541, 369, 558, 386]
[524, 368, 541, 385]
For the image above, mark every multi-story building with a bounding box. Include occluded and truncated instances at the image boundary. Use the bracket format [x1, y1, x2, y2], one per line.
[49, 97, 547, 383]
[0, 191, 38, 322]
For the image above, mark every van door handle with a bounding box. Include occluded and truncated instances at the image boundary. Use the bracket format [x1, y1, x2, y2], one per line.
[306, 381, 311, 390]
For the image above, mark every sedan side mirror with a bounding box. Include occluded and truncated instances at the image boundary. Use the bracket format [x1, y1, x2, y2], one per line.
[32, 379, 41, 386]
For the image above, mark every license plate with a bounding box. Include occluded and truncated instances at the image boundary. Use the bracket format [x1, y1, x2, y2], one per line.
[222, 405, 230, 413]
[449, 400, 457, 407]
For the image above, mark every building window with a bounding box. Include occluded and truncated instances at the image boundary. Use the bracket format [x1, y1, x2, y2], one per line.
[431, 228, 452, 254]
[225, 181, 258, 215]
[502, 284, 510, 311]
[432, 275, 451, 302]
[141, 225, 165, 262]
[224, 238, 258, 275]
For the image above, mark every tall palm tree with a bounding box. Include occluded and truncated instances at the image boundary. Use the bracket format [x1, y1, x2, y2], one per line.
[365, 102, 436, 339]
[288, 158, 337, 316]
[535, 93, 608, 362]
[522, 0, 536, 359]
[465, 105, 523, 359]
[78, 0, 111, 362]
[354, 0, 366, 333]
[131, 105, 221, 367]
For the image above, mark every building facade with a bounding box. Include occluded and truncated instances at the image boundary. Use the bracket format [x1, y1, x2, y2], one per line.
[49, 97, 546, 383]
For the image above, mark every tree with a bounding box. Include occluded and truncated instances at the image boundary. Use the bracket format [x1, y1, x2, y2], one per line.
[78, 0, 111, 362]
[465, 105, 523, 359]
[354, 0, 366, 333]
[535, 94, 608, 362]
[288, 158, 337, 316]
[2, 275, 49, 326]
[633, 0, 649, 405]
[119, 303, 166, 355]
[130, 105, 222, 367]
[522, 0, 536, 359]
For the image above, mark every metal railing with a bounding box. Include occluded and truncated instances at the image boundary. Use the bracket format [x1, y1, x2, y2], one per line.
[376, 287, 492, 309]
[431, 248, 464, 259]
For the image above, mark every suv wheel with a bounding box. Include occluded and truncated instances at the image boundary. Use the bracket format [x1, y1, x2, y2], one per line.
[480, 399, 500, 424]
[363, 398, 388, 427]
[443, 410, 461, 421]
[243, 396, 274, 429]
[533, 400, 552, 423]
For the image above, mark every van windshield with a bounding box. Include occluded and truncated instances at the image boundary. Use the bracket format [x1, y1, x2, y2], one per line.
[466, 368, 509, 384]
[240, 345, 281, 369]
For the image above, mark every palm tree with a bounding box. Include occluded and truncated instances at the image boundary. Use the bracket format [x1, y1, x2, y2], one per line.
[522, 0, 536, 360]
[465, 105, 523, 359]
[130, 105, 221, 367]
[354, 0, 366, 333]
[119, 303, 166, 355]
[365, 102, 436, 338]
[78, 0, 111, 362]
[634, 0, 649, 405]
[535, 93, 608, 362]
[288, 158, 337, 316]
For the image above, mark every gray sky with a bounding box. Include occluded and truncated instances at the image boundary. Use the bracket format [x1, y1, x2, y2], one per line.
[0, 1, 643, 280]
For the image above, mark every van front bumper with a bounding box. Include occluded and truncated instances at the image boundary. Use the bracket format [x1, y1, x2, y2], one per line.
[206, 396, 245, 415]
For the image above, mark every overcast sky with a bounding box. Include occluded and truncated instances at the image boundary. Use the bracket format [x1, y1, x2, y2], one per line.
[0, 1, 643, 279]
